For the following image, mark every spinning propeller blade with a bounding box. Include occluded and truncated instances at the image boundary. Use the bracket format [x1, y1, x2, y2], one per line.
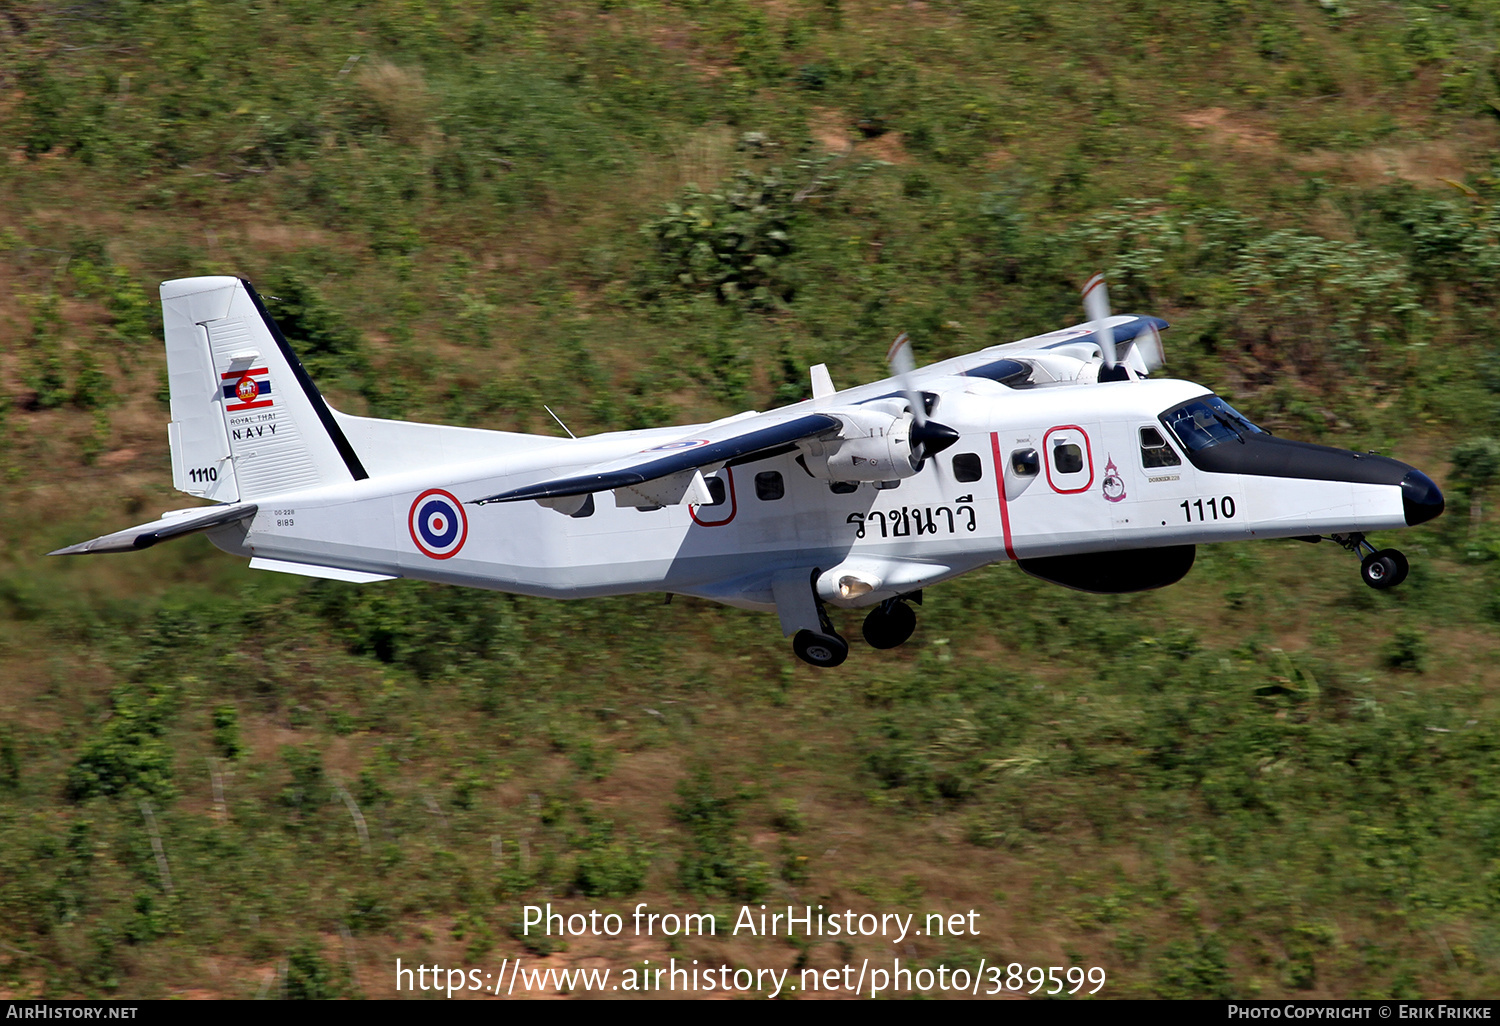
[1083, 272, 1166, 381]
[1135, 320, 1165, 372]
[887, 332, 959, 467]
[1082, 272, 1117, 371]
[887, 332, 924, 428]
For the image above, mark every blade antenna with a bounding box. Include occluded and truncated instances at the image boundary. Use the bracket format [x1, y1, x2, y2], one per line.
[544, 405, 577, 439]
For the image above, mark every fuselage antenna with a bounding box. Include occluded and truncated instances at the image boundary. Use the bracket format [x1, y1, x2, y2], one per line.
[544, 405, 577, 439]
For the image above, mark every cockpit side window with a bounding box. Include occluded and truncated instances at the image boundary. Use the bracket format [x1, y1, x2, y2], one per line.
[1161, 396, 1264, 453]
[1139, 426, 1182, 468]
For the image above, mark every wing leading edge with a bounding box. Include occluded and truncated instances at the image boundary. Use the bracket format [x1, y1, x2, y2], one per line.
[470, 412, 841, 504]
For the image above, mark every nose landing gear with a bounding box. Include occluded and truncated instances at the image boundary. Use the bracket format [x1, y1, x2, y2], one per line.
[1332, 533, 1410, 589]
[1360, 548, 1409, 589]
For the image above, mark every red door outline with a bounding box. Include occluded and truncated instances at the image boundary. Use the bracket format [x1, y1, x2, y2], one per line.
[689, 467, 737, 526]
[1043, 425, 1094, 494]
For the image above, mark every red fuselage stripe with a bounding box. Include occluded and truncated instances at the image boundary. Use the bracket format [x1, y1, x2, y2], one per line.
[990, 431, 1016, 561]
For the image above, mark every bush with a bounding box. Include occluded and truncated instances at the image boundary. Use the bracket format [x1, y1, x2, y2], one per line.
[263, 276, 369, 383]
[642, 158, 878, 311]
[672, 768, 768, 900]
[572, 820, 650, 899]
[1382, 627, 1427, 672]
[1153, 934, 1233, 999]
[65, 682, 178, 803]
[278, 745, 330, 817]
[211, 705, 243, 760]
[284, 941, 344, 999]
[0, 732, 19, 790]
[644, 168, 798, 310]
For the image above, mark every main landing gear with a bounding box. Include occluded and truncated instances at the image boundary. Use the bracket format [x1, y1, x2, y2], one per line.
[793, 628, 849, 668]
[1331, 533, 1410, 590]
[862, 596, 918, 650]
[792, 601, 849, 668]
[791, 594, 921, 667]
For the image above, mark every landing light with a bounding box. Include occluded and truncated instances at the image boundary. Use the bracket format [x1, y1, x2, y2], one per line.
[839, 576, 876, 599]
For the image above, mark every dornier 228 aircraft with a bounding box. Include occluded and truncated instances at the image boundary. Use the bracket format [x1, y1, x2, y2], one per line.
[53, 274, 1444, 667]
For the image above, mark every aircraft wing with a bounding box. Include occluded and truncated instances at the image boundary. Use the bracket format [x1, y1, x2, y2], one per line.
[975, 314, 1168, 358]
[50, 503, 259, 555]
[471, 412, 841, 504]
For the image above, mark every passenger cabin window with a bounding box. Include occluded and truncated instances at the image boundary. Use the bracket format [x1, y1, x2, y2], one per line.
[704, 477, 727, 506]
[755, 471, 784, 501]
[952, 453, 983, 482]
[571, 494, 596, 518]
[1011, 448, 1040, 477]
[1161, 396, 1264, 453]
[1139, 426, 1182, 469]
[829, 480, 859, 495]
[1053, 443, 1084, 475]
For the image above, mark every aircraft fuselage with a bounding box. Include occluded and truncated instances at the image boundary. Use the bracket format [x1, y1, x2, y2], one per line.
[203, 378, 1435, 612]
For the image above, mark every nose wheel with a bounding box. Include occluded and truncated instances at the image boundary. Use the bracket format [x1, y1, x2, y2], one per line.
[1360, 548, 1409, 589]
[1333, 533, 1410, 589]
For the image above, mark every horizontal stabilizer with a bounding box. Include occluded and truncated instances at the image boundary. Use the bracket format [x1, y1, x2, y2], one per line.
[471, 412, 840, 504]
[248, 558, 395, 583]
[50, 504, 258, 555]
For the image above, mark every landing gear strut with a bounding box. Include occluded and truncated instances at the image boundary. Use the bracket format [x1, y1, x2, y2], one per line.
[862, 598, 917, 650]
[1332, 533, 1410, 589]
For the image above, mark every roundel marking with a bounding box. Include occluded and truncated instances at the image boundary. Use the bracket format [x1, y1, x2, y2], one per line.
[235, 375, 259, 403]
[644, 439, 710, 452]
[408, 488, 469, 559]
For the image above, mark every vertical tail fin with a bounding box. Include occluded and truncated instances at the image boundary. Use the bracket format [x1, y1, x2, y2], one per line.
[161, 276, 368, 502]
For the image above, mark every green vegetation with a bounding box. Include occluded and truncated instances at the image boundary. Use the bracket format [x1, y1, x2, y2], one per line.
[3, 0, 1500, 1000]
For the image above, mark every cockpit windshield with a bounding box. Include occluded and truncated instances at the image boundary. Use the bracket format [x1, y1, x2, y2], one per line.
[1161, 396, 1265, 452]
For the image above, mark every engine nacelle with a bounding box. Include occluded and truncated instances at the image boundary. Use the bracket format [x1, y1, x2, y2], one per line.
[797, 405, 918, 482]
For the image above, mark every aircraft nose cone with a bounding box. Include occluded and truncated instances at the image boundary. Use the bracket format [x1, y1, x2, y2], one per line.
[1402, 469, 1444, 526]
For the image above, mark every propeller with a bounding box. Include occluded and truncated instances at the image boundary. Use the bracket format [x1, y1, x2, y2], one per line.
[1133, 320, 1165, 373]
[1083, 272, 1129, 382]
[1082, 272, 1164, 381]
[887, 332, 960, 469]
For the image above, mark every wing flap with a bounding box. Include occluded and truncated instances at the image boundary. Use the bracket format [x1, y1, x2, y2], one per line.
[471, 412, 840, 504]
[49, 503, 259, 555]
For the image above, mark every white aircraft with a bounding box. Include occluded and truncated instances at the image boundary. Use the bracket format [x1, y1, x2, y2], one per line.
[54, 275, 1444, 667]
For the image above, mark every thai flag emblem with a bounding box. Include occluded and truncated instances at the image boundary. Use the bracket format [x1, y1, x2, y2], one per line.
[223, 367, 273, 411]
